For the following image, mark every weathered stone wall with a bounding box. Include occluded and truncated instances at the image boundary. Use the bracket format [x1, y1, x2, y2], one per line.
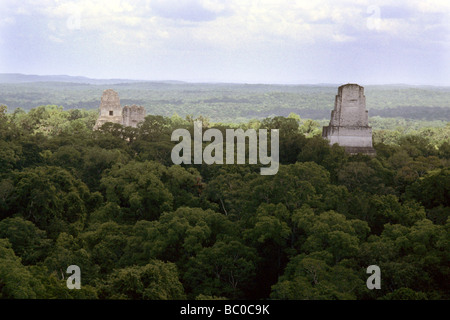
[322, 84, 376, 155]
[94, 89, 123, 129]
[323, 126, 373, 147]
[122, 105, 146, 128]
[329, 84, 369, 127]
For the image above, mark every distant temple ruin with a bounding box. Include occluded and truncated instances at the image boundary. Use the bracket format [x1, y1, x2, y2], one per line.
[93, 89, 146, 130]
[322, 84, 376, 155]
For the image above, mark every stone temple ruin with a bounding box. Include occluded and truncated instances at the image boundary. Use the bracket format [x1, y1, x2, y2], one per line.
[93, 89, 146, 130]
[322, 84, 376, 155]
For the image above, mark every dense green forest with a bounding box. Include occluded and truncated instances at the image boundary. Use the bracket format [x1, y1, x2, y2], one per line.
[0, 104, 449, 300]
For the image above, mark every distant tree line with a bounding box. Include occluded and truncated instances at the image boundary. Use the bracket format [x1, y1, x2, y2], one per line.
[1, 82, 449, 123]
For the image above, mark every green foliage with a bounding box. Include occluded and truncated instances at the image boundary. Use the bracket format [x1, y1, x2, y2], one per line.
[271, 253, 363, 300]
[380, 287, 428, 300]
[184, 240, 258, 299]
[0, 239, 44, 298]
[0, 104, 448, 300]
[4, 166, 91, 237]
[99, 260, 185, 300]
[2, 82, 450, 124]
[404, 168, 450, 209]
[100, 161, 174, 221]
[0, 217, 51, 264]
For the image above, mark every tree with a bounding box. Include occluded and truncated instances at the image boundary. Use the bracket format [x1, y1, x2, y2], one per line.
[358, 219, 449, 299]
[0, 141, 21, 173]
[249, 162, 329, 212]
[260, 116, 307, 164]
[271, 253, 363, 300]
[163, 165, 205, 209]
[0, 239, 45, 298]
[294, 210, 369, 263]
[44, 232, 99, 285]
[100, 260, 185, 300]
[100, 161, 174, 222]
[204, 166, 257, 219]
[0, 217, 50, 264]
[137, 115, 173, 142]
[404, 168, 450, 209]
[337, 161, 377, 193]
[358, 194, 427, 234]
[124, 207, 234, 265]
[381, 287, 428, 300]
[80, 146, 130, 191]
[80, 222, 129, 275]
[184, 240, 258, 299]
[5, 166, 91, 237]
[243, 203, 292, 298]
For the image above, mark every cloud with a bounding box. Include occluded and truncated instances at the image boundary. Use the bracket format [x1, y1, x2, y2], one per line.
[0, 0, 448, 84]
[3, 0, 448, 49]
[150, 0, 231, 22]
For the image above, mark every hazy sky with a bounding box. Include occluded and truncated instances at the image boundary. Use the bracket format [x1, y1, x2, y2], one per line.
[1, 0, 449, 85]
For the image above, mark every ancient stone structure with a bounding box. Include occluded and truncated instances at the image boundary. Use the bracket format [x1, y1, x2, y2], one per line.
[94, 89, 146, 130]
[122, 104, 146, 128]
[322, 84, 376, 155]
[93, 89, 122, 129]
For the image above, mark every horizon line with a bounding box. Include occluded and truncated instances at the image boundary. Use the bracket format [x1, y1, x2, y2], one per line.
[1, 72, 450, 87]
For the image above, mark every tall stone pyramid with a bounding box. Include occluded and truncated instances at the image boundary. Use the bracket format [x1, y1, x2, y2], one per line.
[322, 84, 376, 155]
